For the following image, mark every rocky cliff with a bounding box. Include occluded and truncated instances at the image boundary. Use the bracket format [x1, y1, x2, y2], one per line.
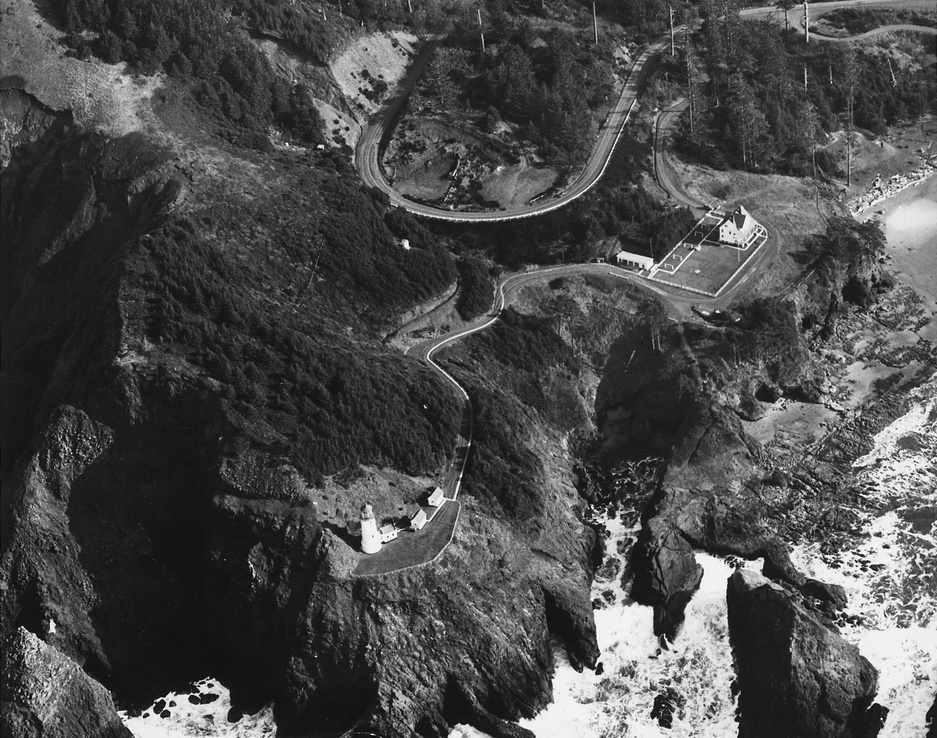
[1, 77, 599, 738]
[1, 627, 132, 738]
[727, 569, 886, 738]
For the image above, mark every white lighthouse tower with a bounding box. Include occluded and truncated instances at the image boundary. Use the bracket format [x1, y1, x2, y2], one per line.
[360, 503, 382, 555]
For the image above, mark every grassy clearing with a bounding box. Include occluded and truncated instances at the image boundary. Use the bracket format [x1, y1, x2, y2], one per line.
[480, 163, 558, 209]
[2, 0, 162, 136]
[314, 465, 439, 533]
[666, 158, 829, 296]
[330, 31, 418, 117]
[393, 151, 456, 201]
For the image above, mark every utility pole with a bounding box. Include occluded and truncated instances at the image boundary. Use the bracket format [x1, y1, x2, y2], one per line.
[685, 26, 696, 135]
[669, 6, 676, 56]
[846, 129, 852, 186]
[593, 1, 599, 45]
[846, 48, 857, 187]
[723, 0, 733, 59]
[804, 63, 808, 92]
[845, 94, 854, 186]
[803, 0, 809, 43]
[477, 5, 485, 53]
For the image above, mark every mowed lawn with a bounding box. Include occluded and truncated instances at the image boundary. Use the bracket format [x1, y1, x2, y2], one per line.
[653, 241, 759, 296]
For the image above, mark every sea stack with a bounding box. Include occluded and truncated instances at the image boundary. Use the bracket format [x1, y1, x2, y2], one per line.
[360, 503, 382, 554]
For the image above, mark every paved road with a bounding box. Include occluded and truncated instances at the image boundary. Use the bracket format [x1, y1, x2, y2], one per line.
[372, 255, 777, 577]
[351, 0, 926, 575]
[765, 0, 937, 38]
[354, 0, 930, 223]
[653, 98, 706, 212]
[743, 0, 936, 23]
[355, 34, 663, 222]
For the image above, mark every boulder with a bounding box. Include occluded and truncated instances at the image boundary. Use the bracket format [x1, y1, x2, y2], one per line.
[630, 516, 703, 641]
[727, 569, 886, 738]
[736, 391, 767, 422]
[1, 627, 132, 738]
[802, 578, 849, 612]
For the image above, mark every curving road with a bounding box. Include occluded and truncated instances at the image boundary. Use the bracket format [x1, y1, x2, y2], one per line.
[355, 0, 931, 223]
[355, 38, 658, 222]
[353, 0, 931, 575]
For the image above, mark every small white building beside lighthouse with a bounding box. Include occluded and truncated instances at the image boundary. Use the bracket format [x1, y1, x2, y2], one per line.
[360, 503, 382, 554]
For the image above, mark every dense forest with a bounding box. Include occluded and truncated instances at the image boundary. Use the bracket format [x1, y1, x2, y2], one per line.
[127, 149, 460, 481]
[58, 0, 329, 144]
[677, 6, 937, 173]
[449, 308, 586, 524]
[456, 256, 496, 320]
[422, 23, 615, 164]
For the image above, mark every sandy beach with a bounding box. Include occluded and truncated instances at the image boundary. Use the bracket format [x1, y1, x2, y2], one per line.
[859, 172, 937, 302]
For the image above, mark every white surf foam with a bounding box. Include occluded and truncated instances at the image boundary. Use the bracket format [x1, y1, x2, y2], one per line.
[506, 513, 758, 738]
[121, 677, 276, 738]
[793, 374, 937, 738]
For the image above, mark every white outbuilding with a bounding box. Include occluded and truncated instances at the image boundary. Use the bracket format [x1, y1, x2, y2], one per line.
[428, 487, 445, 507]
[410, 509, 428, 531]
[615, 250, 655, 271]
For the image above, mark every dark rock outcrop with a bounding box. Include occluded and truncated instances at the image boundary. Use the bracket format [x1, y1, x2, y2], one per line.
[630, 399, 813, 637]
[726, 569, 886, 738]
[630, 516, 703, 641]
[1, 627, 132, 738]
[541, 581, 600, 671]
[926, 693, 936, 738]
[203, 470, 590, 738]
[802, 578, 849, 618]
[666, 401, 762, 489]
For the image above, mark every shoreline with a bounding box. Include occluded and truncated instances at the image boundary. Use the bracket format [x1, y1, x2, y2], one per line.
[849, 164, 936, 217]
[858, 172, 937, 308]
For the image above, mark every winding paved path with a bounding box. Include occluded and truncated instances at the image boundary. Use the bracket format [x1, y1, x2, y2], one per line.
[355, 0, 933, 223]
[351, 0, 931, 576]
[355, 37, 659, 221]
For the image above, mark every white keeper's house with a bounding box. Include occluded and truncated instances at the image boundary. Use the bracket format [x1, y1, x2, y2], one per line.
[717, 205, 761, 247]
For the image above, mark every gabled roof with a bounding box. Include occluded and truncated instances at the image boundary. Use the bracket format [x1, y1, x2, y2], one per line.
[723, 205, 752, 233]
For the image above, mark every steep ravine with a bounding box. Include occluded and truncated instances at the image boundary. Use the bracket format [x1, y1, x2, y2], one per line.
[613, 249, 904, 736]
